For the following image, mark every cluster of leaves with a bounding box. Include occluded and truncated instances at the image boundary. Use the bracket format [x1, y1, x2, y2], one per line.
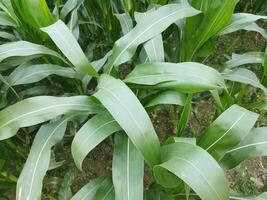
[0, 0, 267, 199]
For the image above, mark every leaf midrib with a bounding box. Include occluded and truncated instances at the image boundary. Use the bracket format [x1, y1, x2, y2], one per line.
[25, 119, 68, 199]
[172, 156, 224, 200]
[0, 103, 90, 128]
[109, 6, 187, 72]
[206, 112, 247, 151]
[98, 86, 152, 152]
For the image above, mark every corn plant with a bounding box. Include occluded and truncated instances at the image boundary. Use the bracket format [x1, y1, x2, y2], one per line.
[0, 0, 267, 199]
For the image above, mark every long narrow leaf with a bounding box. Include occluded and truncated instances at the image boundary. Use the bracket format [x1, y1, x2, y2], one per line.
[135, 10, 164, 62]
[71, 177, 114, 200]
[243, 23, 267, 40]
[219, 13, 267, 36]
[177, 94, 192, 136]
[0, 11, 16, 26]
[222, 68, 267, 94]
[221, 127, 267, 169]
[94, 74, 161, 167]
[124, 62, 225, 93]
[180, 0, 239, 61]
[198, 104, 259, 161]
[8, 64, 81, 86]
[11, 0, 54, 28]
[115, 12, 133, 35]
[41, 20, 98, 77]
[112, 134, 144, 200]
[154, 142, 229, 200]
[16, 119, 68, 200]
[145, 91, 186, 108]
[224, 52, 264, 69]
[0, 96, 103, 140]
[104, 3, 200, 73]
[71, 111, 121, 170]
[0, 41, 67, 64]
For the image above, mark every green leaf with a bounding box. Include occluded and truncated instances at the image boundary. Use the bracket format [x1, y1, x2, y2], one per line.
[94, 74, 161, 167]
[0, 56, 40, 72]
[243, 23, 267, 40]
[177, 94, 192, 136]
[71, 111, 121, 170]
[0, 31, 16, 41]
[143, 34, 165, 62]
[224, 52, 264, 69]
[219, 13, 267, 36]
[0, 96, 103, 140]
[264, 46, 267, 73]
[198, 104, 259, 161]
[0, 0, 19, 24]
[135, 9, 165, 62]
[60, 0, 83, 19]
[104, 3, 200, 73]
[124, 62, 225, 93]
[222, 68, 267, 94]
[91, 176, 115, 200]
[0, 11, 16, 26]
[145, 91, 186, 108]
[221, 127, 267, 169]
[0, 41, 67, 64]
[58, 171, 75, 200]
[112, 134, 144, 200]
[154, 142, 229, 200]
[41, 20, 98, 77]
[8, 64, 81, 86]
[180, 0, 239, 61]
[165, 137, 197, 145]
[243, 102, 267, 111]
[71, 177, 114, 200]
[230, 193, 267, 200]
[115, 12, 133, 35]
[11, 0, 54, 28]
[0, 73, 19, 97]
[0, 159, 4, 170]
[144, 187, 174, 200]
[16, 119, 68, 200]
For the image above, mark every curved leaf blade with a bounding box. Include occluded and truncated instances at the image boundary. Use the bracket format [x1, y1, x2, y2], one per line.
[243, 23, 267, 40]
[12, 0, 54, 28]
[154, 142, 229, 200]
[135, 9, 164, 62]
[0, 96, 103, 140]
[112, 134, 144, 200]
[221, 127, 267, 169]
[145, 91, 186, 108]
[41, 20, 98, 77]
[224, 52, 264, 69]
[0, 31, 16, 41]
[125, 62, 225, 93]
[16, 119, 68, 200]
[94, 74, 161, 167]
[222, 68, 267, 94]
[8, 64, 80, 86]
[115, 12, 133, 35]
[177, 94, 192, 136]
[0, 41, 67, 64]
[198, 104, 259, 161]
[180, 0, 239, 61]
[104, 3, 200, 73]
[219, 13, 267, 36]
[71, 177, 114, 200]
[0, 11, 16, 26]
[71, 111, 121, 170]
